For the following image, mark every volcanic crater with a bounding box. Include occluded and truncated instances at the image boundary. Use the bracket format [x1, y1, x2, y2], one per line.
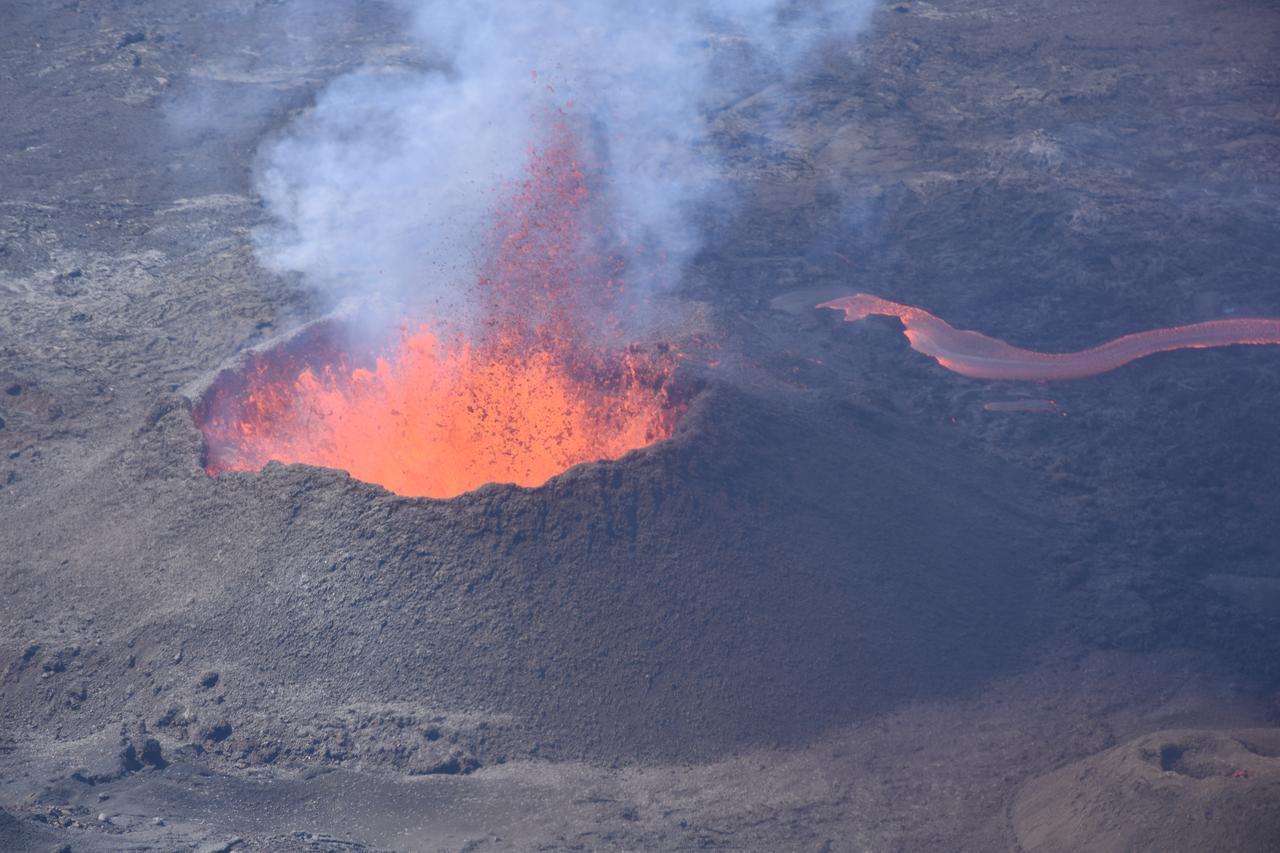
[166, 98, 1053, 763]
[191, 307, 691, 500]
[174, 343, 1049, 762]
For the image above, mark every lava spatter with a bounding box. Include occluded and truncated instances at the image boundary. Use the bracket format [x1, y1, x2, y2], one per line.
[197, 119, 683, 498]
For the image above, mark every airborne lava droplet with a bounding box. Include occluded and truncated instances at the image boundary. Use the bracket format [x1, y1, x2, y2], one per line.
[197, 119, 684, 498]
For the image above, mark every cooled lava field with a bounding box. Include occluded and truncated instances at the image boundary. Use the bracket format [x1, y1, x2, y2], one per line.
[2, 1, 1280, 851]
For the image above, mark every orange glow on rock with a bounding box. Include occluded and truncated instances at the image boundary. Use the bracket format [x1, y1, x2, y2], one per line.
[820, 293, 1280, 380]
[197, 118, 684, 498]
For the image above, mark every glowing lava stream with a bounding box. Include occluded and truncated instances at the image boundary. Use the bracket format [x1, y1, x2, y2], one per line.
[819, 293, 1280, 380]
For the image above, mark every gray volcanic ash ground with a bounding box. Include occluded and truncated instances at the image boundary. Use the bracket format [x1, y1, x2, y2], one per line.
[3, 1, 1280, 851]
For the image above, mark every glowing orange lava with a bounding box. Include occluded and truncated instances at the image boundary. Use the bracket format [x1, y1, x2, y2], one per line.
[820, 293, 1280, 380]
[199, 329, 679, 498]
[198, 119, 684, 498]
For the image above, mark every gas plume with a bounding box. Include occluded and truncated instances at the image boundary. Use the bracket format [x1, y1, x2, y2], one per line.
[251, 0, 874, 321]
[821, 293, 1280, 380]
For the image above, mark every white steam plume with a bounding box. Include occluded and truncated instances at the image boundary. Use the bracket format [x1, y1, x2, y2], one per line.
[252, 0, 874, 320]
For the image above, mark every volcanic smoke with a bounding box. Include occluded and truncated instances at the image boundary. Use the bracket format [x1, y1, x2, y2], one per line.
[197, 121, 683, 498]
[820, 293, 1280, 380]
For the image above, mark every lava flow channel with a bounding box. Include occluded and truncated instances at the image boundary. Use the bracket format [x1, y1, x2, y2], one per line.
[819, 293, 1280, 380]
[197, 121, 683, 499]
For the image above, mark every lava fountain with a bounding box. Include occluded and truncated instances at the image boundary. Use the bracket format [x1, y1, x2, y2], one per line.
[196, 121, 685, 498]
[820, 292, 1280, 380]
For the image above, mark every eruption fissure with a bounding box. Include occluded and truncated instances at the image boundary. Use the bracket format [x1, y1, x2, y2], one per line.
[820, 293, 1280, 380]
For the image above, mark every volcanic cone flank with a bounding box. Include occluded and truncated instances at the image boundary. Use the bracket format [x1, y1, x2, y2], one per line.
[137, 380, 1046, 761]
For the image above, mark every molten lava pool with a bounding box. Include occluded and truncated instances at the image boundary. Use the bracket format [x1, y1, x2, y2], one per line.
[195, 321, 682, 499]
[195, 116, 685, 498]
